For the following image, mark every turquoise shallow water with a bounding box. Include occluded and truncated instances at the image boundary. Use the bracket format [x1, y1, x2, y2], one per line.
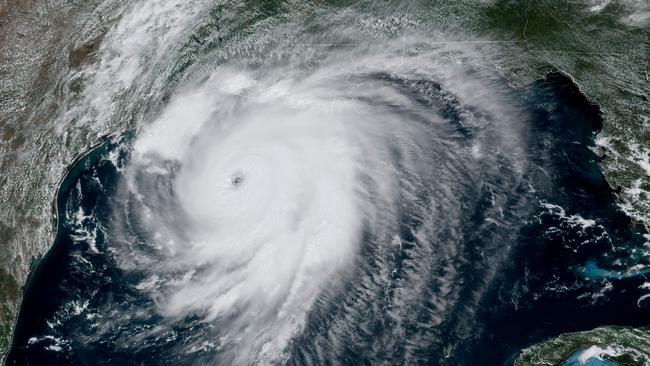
[579, 260, 650, 281]
[562, 350, 619, 366]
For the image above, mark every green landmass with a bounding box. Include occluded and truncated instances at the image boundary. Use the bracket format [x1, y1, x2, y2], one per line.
[515, 326, 650, 366]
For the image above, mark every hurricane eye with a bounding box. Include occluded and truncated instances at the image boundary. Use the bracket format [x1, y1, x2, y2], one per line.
[229, 173, 244, 187]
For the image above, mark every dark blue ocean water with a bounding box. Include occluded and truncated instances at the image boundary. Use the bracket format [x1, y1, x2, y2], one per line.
[6, 73, 650, 365]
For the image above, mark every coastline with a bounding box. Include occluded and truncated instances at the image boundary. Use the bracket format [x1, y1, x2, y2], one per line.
[4, 130, 130, 365]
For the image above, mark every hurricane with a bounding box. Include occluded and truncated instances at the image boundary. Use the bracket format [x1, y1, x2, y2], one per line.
[111, 34, 530, 363]
[8, 1, 650, 366]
